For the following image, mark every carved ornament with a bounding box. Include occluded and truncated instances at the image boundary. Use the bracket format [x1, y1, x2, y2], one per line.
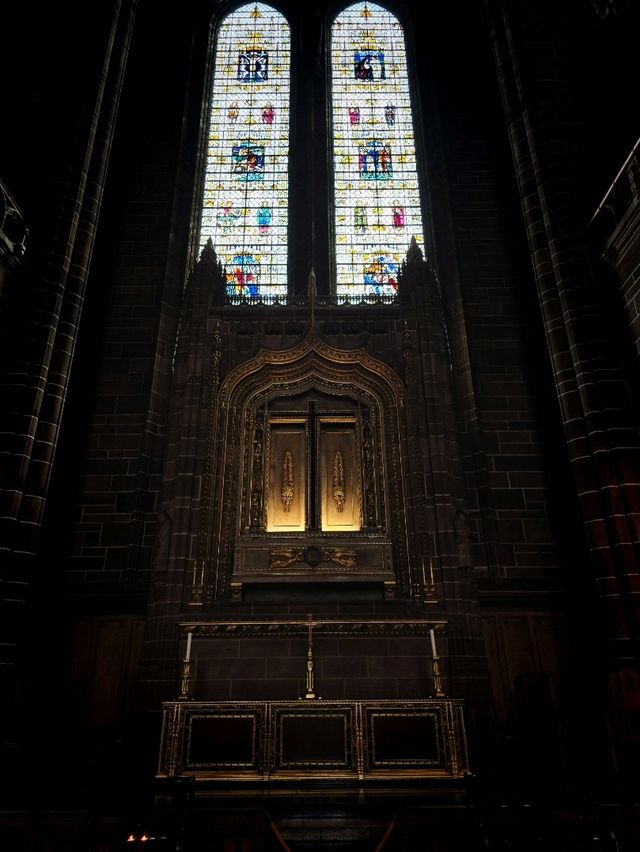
[332, 451, 346, 513]
[281, 450, 294, 512]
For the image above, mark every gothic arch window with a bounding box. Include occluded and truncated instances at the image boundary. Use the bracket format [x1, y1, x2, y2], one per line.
[199, 3, 290, 302]
[331, 2, 425, 300]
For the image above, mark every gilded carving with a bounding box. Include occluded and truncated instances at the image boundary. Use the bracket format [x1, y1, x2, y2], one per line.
[269, 548, 301, 570]
[268, 547, 357, 571]
[326, 548, 356, 569]
[218, 337, 405, 408]
[250, 408, 265, 528]
[281, 450, 294, 512]
[212, 321, 222, 389]
[362, 409, 377, 527]
[213, 341, 408, 597]
[372, 407, 388, 531]
[332, 451, 346, 513]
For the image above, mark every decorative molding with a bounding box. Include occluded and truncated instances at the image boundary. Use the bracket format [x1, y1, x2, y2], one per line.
[192, 321, 224, 603]
[158, 698, 468, 782]
[211, 332, 410, 600]
[177, 619, 447, 639]
[361, 408, 377, 527]
[218, 335, 405, 408]
[268, 547, 357, 571]
[249, 408, 265, 528]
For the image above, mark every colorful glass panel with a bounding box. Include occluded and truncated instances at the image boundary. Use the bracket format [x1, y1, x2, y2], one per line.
[332, 2, 425, 299]
[200, 3, 289, 300]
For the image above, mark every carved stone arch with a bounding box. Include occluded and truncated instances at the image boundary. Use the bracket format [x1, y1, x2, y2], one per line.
[205, 339, 411, 600]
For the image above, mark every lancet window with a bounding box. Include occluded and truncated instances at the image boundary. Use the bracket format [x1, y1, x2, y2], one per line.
[199, 3, 290, 302]
[331, 2, 425, 300]
[199, 2, 425, 302]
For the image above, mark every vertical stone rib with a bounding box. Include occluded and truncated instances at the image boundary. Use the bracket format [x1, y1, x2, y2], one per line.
[486, 0, 640, 653]
[0, 0, 138, 664]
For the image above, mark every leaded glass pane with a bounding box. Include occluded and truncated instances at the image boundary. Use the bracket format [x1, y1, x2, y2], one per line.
[331, 2, 425, 300]
[200, 3, 290, 301]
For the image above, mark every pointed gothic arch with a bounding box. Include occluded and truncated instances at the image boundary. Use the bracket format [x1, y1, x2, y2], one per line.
[200, 336, 411, 599]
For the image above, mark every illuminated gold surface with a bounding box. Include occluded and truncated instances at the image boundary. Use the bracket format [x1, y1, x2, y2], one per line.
[320, 425, 360, 531]
[267, 427, 305, 531]
[203, 334, 413, 600]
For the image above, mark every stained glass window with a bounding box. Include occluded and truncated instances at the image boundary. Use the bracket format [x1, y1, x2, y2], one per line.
[200, 3, 290, 301]
[331, 3, 425, 300]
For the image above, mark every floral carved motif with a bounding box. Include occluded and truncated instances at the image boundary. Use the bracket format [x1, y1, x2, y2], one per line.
[281, 450, 294, 512]
[333, 451, 346, 513]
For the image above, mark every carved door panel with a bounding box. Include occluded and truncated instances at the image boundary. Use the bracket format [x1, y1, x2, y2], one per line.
[320, 422, 361, 532]
[266, 423, 306, 532]
[249, 397, 376, 536]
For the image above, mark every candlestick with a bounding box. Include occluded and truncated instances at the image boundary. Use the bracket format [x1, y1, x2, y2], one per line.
[429, 627, 446, 697]
[185, 631, 192, 661]
[304, 615, 317, 699]
[421, 557, 427, 589]
[429, 627, 437, 658]
[305, 646, 316, 699]
[429, 557, 434, 587]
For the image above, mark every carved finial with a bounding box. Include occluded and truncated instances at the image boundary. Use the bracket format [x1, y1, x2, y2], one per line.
[406, 235, 424, 265]
[199, 237, 218, 269]
[193, 238, 226, 303]
[398, 237, 431, 297]
[308, 267, 317, 330]
[308, 267, 317, 302]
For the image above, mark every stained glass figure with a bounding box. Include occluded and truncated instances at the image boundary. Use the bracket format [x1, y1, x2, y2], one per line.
[354, 49, 385, 79]
[363, 254, 398, 291]
[232, 142, 265, 181]
[228, 254, 260, 297]
[199, 3, 289, 301]
[332, 2, 425, 300]
[257, 206, 272, 232]
[218, 201, 241, 232]
[392, 205, 405, 228]
[358, 140, 392, 180]
[238, 50, 269, 81]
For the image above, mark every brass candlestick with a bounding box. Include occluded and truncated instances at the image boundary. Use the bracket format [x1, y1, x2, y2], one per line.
[305, 613, 316, 699]
[431, 654, 446, 698]
[429, 627, 446, 698]
[421, 556, 437, 603]
[178, 631, 193, 700]
[423, 585, 437, 604]
[179, 658, 192, 700]
[305, 646, 316, 699]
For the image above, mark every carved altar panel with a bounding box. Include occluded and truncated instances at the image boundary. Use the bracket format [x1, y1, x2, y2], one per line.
[157, 699, 469, 782]
[320, 422, 361, 532]
[266, 423, 306, 531]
